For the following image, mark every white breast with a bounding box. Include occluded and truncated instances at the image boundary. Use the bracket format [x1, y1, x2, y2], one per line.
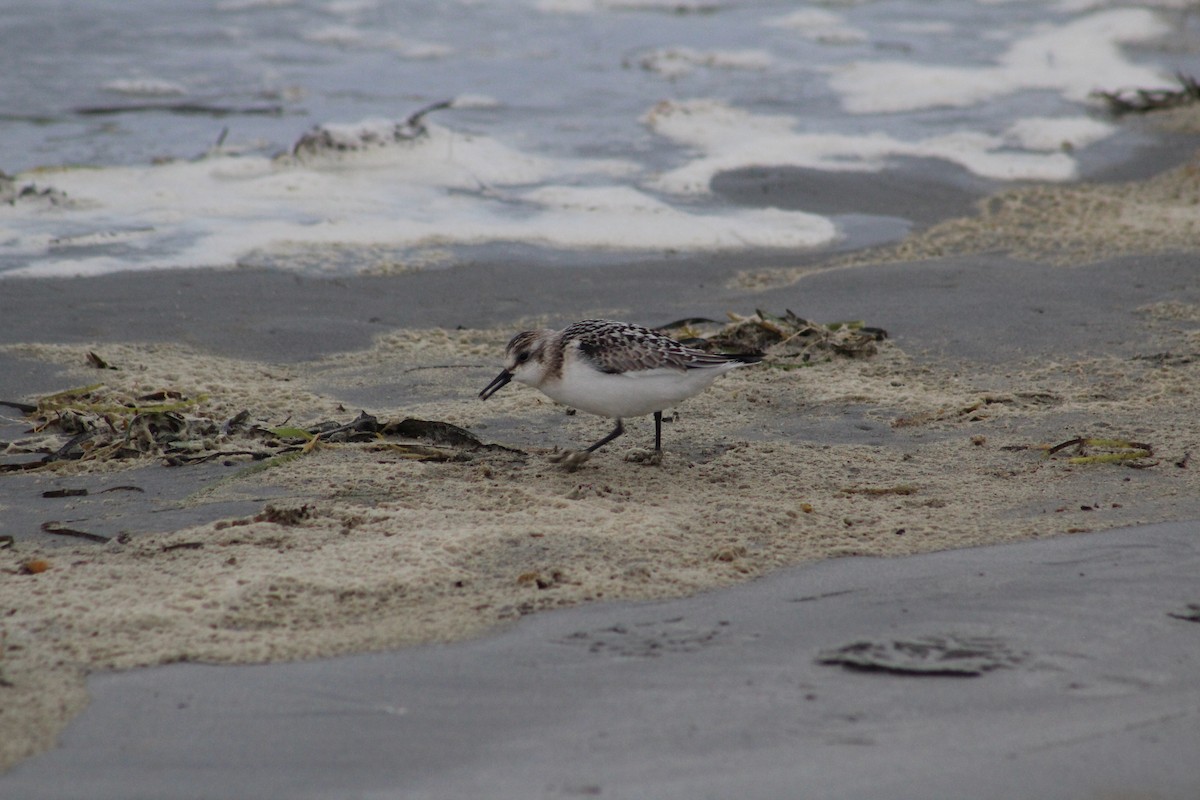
[537, 355, 740, 419]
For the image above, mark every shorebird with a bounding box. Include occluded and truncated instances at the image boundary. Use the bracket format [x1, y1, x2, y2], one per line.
[479, 318, 761, 468]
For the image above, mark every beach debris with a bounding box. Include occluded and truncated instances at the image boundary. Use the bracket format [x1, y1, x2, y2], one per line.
[39, 521, 111, 544]
[1044, 437, 1156, 467]
[0, 171, 69, 207]
[656, 309, 887, 362]
[1167, 604, 1200, 623]
[41, 488, 88, 498]
[383, 418, 486, 448]
[21, 384, 167, 464]
[85, 351, 118, 370]
[1133, 351, 1200, 367]
[258, 503, 313, 526]
[841, 485, 918, 497]
[211, 503, 316, 533]
[19, 559, 51, 575]
[1093, 72, 1200, 116]
[817, 634, 1024, 677]
[161, 541, 204, 552]
[260, 413, 514, 463]
[711, 545, 747, 562]
[222, 410, 251, 436]
[0, 399, 38, 414]
[291, 99, 453, 158]
[517, 569, 564, 590]
[1, 382, 514, 475]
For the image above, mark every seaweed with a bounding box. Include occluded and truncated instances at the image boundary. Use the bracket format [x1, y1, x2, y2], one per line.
[817, 634, 1024, 677]
[291, 99, 453, 158]
[2, 382, 515, 476]
[1045, 437, 1156, 467]
[656, 309, 887, 361]
[1093, 72, 1200, 116]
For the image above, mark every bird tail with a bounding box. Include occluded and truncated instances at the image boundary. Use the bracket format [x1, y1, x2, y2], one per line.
[728, 353, 764, 365]
[686, 351, 764, 369]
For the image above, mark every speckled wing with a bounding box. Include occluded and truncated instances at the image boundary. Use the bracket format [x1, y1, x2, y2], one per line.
[564, 319, 755, 374]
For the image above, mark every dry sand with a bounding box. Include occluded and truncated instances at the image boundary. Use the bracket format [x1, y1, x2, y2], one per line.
[3, 144, 1200, 771]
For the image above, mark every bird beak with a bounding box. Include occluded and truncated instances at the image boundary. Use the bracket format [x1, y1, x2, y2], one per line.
[479, 369, 513, 400]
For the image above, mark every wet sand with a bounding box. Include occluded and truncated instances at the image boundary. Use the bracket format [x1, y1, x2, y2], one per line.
[3, 520, 1198, 800]
[2, 134, 1200, 794]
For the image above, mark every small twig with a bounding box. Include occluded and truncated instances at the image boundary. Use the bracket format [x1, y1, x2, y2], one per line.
[1047, 437, 1152, 456]
[162, 542, 204, 552]
[1047, 437, 1086, 456]
[40, 521, 111, 544]
[42, 488, 88, 498]
[45, 430, 96, 463]
[404, 98, 454, 134]
[164, 449, 267, 466]
[0, 399, 37, 414]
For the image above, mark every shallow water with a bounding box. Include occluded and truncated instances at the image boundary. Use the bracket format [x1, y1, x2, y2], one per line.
[1, 0, 1197, 277]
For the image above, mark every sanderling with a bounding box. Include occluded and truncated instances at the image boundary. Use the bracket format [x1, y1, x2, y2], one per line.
[479, 318, 762, 468]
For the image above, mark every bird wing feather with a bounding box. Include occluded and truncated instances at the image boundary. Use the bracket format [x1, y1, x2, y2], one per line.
[565, 319, 748, 374]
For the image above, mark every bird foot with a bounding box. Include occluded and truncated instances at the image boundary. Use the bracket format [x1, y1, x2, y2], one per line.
[549, 449, 592, 471]
[624, 448, 663, 466]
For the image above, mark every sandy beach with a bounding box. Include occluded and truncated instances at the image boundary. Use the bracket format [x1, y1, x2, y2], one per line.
[2, 114, 1200, 794]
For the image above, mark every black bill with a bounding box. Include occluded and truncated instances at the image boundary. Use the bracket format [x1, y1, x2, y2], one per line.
[479, 369, 513, 400]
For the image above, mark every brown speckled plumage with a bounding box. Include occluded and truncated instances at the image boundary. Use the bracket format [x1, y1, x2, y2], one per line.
[558, 319, 754, 376]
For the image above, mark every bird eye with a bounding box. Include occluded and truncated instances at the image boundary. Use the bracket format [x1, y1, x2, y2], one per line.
[516, 351, 531, 364]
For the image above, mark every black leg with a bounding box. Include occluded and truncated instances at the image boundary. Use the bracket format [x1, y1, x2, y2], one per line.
[653, 410, 663, 452]
[585, 419, 625, 453]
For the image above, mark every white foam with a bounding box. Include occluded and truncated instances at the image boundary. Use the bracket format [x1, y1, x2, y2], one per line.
[891, 21, 955, 35]
[515, 185, 834, 249]
[100, 78, 188, 97]
[385, 39, 453, 60]
[632, 47, 774, 79]
[643, 99, 1091, 193]
[829, 8, 1170, 114]
[326, 0, 382, 13]
[452, 94, 502, 110]
[301, 25, 365, 46]
[1003, 116, 1115, 152]
[1055, 0, 1194, 11]
[0, 119, 834, 278]
[764, 8, 869, 44]
[300, 25, 451, 58]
